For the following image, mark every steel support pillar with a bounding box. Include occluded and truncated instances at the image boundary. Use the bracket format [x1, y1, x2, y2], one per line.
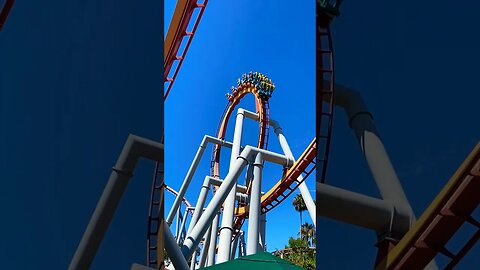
[271, 119, 316, 226]
[247, 153, 263, 255]
[165, 223, 190, 270]
[217, 110, 245, 263]
[329, 83, 438, 270]
[166, 136, 232, 225]
[230, 233, 240, 259]
[259, 213, 266, 251]
[317, 183, 409, 232]
[207, 212, 220, 267]
[68, 135, 163, 270]
[239, 232, 246, 257]
[189, 253, 196, 270]
[198, 224, 212, 268]
[332, 84, 414, 228]
[177, 208, 191, 244]
[186, 176, 211, 235]
[180, 146, 292, 260]
[176, 207, 182, 240]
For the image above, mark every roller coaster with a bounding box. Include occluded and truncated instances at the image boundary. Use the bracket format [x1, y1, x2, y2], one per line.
[159, 70, 317, 269]
[35, 0, 475, 269]
[159, 1, 317, 269]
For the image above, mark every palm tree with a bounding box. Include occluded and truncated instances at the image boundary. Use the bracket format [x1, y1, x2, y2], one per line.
[292, 194, 307, 238]
[300, 222, 316, 247]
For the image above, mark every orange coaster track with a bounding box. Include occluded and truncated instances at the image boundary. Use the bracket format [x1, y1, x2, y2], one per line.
[164, 0, 208, 99]
[377, 143, 480, 270]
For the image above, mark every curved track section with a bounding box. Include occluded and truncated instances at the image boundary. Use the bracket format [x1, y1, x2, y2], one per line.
[316, 15, 335, 184]
[164, 185, 194, 215]
[210, 72, 318, 236]
[210, 71, 274, 179]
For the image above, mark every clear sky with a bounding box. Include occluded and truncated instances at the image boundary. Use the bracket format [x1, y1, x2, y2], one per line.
[164, 0, 316, 256]
[0, 1, 479, 270]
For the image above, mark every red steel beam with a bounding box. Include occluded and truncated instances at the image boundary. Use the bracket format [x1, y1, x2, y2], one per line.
[164, 0, 207, 100]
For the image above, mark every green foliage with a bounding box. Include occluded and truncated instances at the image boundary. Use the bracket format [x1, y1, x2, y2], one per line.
[279, 237, 316, 270]
[300, 222, 316, 247]
[292, 194, 308, 239]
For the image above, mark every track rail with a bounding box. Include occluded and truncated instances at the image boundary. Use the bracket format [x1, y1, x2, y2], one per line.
[146, 162, 164, 268]
[164, 185, 194, 215]
[164, 0, 208, 100]
[210, 73, 272, 180]
[233, 138, 317, 234]
[316, 16, 335, 184]
[0, 0, 15, 31]
[147, 175, 194, 268]
[376, 143, 480, 270]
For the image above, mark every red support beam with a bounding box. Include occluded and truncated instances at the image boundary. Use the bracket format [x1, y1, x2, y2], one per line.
[164, 0, 208, 100]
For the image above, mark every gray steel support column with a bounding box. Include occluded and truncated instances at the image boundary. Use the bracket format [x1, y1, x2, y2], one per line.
[166, 136, 232, 225]
[198, 224, 212, 269]
[177, 208, 190, 244]
[181, 146, 292, 260]
[165, 222, 190, 270]
[210, 177, 248, 193]
[270, 119, 316, 226]
[230, 233, 240, 259]
[317, 183, 408, 232]
[332, 84, 414, 225]
[207, 212, 220, 267]
[186, 176, 211, 235]
[244, 163, 254, 188]
[259, 213, 266, 251]
[239, 232, 246, 257]
[217, 109, 245, 263]
[190, 253, 196, 270]
[68, 135, 163, 270]
[176, 207, 182, 240]
[247, 153, 263, 255]
[183, 156, 245, 261]
[331, 84, 439, 270]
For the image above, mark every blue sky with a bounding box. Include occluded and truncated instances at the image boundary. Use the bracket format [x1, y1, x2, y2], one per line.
[164, 0, 316, 255]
